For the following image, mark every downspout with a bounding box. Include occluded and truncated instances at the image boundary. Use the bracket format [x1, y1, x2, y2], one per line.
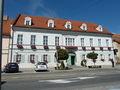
[10, 25, 14, 62]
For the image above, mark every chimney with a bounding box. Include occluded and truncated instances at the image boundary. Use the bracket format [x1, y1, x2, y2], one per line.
[3, 16, 9, 20]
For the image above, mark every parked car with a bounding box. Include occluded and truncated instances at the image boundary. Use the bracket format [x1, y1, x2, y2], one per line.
[35, 62, 48, 71]
[3, 63, 19, 73]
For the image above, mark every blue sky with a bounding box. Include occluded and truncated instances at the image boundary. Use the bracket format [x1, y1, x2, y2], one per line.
[4, 0, 120, 34]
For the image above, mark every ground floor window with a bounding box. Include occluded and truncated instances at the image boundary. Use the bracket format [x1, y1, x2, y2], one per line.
[43, 54, 48, 63]
[16, 54, 21, 63]
[30, 54, 35, 64]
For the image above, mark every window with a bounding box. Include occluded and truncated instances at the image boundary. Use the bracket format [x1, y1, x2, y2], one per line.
[17, 34, 23, 45]
[67, 24, 71, 29]
[65, 21, 72, 29]
[16, 54, 21, 61]
[81, 38, 84, 46]
[106, 39, 109, 47]
[100, 54, 103, 59]
[65, 38, 75, 46]
[43, 36, 48, 46]
[98, 39, 101, 46]
[80, 23, 87, 31]
[30, 54, 35, 60]
[31, 35, 36, 45]
[55, 37, 59, 46]
[108, 54, 111, 59]
[96, 25, 103, 32]
[90, 38, 93, 46]
[43, 54, 47, 61]
[48, 19, 54, 28]
[24, 17, 32, 26]
[82, 54, 85, 59]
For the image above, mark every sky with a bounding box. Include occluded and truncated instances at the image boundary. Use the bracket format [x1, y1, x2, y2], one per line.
[4, 0, 120, 34]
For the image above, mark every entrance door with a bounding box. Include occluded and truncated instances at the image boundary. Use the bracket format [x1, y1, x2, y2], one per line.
[67, 53, 75, 65]
[71, 56, 75, 65]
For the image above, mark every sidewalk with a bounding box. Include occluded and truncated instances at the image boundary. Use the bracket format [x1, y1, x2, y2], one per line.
[19, 65, 120, 73]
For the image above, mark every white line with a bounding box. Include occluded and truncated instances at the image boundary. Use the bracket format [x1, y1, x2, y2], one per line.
[38, 76, 97, 84]
[77, 76, 96, 80]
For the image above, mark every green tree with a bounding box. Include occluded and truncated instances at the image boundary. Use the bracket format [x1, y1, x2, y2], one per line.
[87, 52, 98, 65]
[55, 49, 68, 69]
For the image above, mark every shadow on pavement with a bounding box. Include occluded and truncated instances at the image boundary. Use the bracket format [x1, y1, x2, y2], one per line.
[1, 81, 7, 85]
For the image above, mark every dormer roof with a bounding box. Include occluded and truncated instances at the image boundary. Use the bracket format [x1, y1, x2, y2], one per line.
[13, 14, 112, 35]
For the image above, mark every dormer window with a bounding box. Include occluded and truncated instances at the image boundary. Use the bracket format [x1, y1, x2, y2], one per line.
[80, 23, 87, 31]
[48, 19, 54, 28]
[65, 21, 72, 29]
[96, 25, 103, 32]
[24, 17, 32, 26]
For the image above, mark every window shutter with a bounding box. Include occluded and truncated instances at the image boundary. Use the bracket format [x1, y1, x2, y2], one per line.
[35, 55, 38, 63]
[13, 55, 16, 62]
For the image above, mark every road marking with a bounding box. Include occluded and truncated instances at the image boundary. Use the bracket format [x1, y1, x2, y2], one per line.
[77, 76, 96, 80]
[38, 76, 97, 84]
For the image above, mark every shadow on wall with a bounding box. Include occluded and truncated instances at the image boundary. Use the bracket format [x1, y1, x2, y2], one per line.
[116, 56, 120, 64]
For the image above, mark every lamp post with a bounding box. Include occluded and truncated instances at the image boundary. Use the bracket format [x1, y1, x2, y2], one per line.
[0, 0, 4, 87]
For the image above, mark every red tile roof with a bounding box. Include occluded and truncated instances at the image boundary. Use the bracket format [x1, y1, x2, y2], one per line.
[112, 34, 120, 44]
[13, 14, 112, 35]
[2, 20, 13, 36]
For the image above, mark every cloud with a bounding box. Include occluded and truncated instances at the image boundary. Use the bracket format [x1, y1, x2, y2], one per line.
[28, 0, 59, 18]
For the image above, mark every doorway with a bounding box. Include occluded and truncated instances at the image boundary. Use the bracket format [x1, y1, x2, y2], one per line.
[67, 53, 76, 65]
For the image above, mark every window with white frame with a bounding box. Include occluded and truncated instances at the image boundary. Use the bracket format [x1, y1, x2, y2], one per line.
[31, 35, 36, 45]
[106, 39, 109, 47]
[16, 54, 21, 61]
[108, 54, 111, 59]
[17, 34, 23, 45]
[43, 54, 48, 61]
[48, 19, 54, 28]
[55, 37, 59, 46]
[43, 36, 48, 46]
[98, 39, 101, 46]
[96, 25, 103, 32]
[81, 38, 84, 46]
[100, 54, 103, 59]
[65, 21, 72, 29]
[30, 54, 35, 60]
[80, 23, 87, 31]
[24, 17, 32, 26]
[65, 38, 75, 46]
[82, 54, 85, 59]
[90, 38, 93, 46]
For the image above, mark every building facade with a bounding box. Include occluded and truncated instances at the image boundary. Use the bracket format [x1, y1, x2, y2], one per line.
[8, 14, 115, 68]
[112, 34, 120, 64]
[2, 17, 12, 68]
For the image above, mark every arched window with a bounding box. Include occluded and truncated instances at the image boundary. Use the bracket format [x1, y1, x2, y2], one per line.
[80, 23, 87, 31]
[96, 25, 103, 32]
[48, 19, 54, 28]
[24, 17, 32, 26]
[65, 21, 72, 29]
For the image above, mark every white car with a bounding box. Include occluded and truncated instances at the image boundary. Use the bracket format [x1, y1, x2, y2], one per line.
[35, 62, 48, 71]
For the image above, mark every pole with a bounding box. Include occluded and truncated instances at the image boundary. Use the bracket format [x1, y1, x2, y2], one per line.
[0, 0, 4, 87]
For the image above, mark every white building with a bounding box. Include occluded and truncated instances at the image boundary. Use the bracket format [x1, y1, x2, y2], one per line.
[9, 14, 115, 68]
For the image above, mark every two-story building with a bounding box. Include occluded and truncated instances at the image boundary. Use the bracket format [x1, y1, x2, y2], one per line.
[8, 14, 115, 68]
[112, 34, 120, 64]
[2, 16, 13, 68]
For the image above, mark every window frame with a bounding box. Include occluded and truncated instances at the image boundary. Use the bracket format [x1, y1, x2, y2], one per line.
[17, 34, 23, 45]
[43, 36, 48, 46]
[31, 35, 36, 45]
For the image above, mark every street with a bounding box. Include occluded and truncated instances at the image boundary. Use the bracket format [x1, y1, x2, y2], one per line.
[1, 68, 120, 90]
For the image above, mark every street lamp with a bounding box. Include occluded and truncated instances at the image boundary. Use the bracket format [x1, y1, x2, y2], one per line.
[0, 0, 4, 87]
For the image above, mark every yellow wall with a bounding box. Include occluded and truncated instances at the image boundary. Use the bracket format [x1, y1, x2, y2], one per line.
[113, 42, 120, 64]
[2, 37, 10, 67]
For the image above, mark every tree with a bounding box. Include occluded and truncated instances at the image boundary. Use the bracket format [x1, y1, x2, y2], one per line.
[55, 49, 68, 69]
[87, 52, 98, 65]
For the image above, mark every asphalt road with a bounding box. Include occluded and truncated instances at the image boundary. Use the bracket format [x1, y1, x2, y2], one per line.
[1, 68, 120, 90]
